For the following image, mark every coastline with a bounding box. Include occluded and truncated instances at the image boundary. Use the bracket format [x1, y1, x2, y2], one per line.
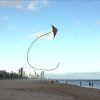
[56, 79, 100, 89]
[0, 79, 100, 100]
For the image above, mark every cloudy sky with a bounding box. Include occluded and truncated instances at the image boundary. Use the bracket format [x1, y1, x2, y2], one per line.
[0, 0, 100, 75]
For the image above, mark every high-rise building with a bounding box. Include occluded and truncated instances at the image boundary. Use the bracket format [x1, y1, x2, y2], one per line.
[18, 69, 21, 75]
[41, 71, 45, 79]
[20, 67, 23, 77]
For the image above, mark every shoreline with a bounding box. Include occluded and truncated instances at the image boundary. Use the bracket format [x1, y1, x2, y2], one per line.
[0, 79, 100, 100]
[51, 79, 100, 90]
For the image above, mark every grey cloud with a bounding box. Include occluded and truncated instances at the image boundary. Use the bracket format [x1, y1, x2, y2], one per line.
[0, 0, 21, 7]
[0, 0, 48, 11]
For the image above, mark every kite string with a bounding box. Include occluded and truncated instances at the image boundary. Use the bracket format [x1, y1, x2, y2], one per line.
[27, 32, 60, 71]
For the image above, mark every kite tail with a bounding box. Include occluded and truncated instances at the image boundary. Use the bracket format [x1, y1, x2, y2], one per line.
[27, 32, 60, 71]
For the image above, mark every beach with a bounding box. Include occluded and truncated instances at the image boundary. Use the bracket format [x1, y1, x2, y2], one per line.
[0, 79, 100, 100]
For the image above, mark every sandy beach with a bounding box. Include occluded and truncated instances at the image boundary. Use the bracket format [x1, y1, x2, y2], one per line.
[0, 79, 100, 100]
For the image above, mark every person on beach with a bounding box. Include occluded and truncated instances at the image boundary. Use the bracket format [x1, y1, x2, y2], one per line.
[51, 80, 54, 84]
[80, 81, 82, 87]
[89, 82, 91, 87]
[91, 82, 93, 88]
[66, 80, 67, 85]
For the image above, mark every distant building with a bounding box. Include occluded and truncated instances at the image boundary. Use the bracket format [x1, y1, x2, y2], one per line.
[18, 69, 21, 76]
[0, 70, 7, 78]
[18, 67, 23, 78]
[20, 67, 23, 77]
[0, 68, 27, 79]
[40, 71, 45, 79]
[0, 70, 10, 79]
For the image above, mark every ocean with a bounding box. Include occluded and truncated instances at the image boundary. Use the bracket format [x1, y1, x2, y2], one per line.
[55, 79, 100, 89]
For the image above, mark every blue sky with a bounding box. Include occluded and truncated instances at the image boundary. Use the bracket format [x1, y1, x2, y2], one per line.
[0, 0, 100, 74]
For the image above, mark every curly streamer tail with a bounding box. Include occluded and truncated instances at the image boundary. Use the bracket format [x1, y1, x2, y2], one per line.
[27, 31, 60, 71]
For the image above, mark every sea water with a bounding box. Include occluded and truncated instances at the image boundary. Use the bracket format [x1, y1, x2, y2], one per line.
[57, 79, 100, 89]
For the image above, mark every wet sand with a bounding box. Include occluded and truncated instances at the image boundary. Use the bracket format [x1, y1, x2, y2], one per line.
[0, 79, 100, 100]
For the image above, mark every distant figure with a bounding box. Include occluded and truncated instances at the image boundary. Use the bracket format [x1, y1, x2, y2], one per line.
[51, 80, 54, 84]
[91, 82, 93, 88]
[89, 82, 91, 87]
[55, 80, 58, 83]
[66, 80, 67, 85]
[80, 81, 82, 87]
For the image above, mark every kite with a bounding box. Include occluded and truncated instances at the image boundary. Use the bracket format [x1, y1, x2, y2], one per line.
[27, 25, 60, 71]
[51, 25, 57, 38]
